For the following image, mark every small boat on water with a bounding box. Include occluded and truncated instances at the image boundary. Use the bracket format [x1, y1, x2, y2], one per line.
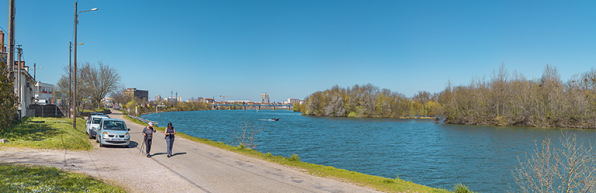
[260, 118, 280, 121]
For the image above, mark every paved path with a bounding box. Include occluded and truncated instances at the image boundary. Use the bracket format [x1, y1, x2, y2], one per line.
[0, 110, 380, 193]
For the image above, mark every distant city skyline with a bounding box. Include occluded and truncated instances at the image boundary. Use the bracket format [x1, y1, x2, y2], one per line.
[2, 1, 596, 102]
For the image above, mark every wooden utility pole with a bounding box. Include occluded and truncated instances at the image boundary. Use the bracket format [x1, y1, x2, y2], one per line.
[7, 0, 15, 79]
[73, 2, 77, 128]
[69, 41, 72, 118]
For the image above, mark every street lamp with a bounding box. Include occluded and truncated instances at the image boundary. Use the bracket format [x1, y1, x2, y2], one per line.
[73, 2, 97, 128]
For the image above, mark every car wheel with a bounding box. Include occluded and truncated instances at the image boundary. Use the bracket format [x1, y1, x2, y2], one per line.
[88, 132, 92, 139]
[99, 142, 104, 147]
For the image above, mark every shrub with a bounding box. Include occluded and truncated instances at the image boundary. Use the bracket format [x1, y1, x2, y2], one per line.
[265, 152, 273, 158]
[347, 112, 358, 117]
[237, 143, 246, 150]
[382, 178, 395, 184]
[454, 184, 473, 193]
[289, 153, 300, 162]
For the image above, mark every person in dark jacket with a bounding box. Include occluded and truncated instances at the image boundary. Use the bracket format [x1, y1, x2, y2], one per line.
[164, 122, 176, 158]
[143, 122, 156, 158]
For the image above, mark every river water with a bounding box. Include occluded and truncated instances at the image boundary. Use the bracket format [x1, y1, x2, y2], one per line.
[142, 110, 596, 192]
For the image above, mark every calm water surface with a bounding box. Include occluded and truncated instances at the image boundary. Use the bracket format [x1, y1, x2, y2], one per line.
[142, 110, 596, 192]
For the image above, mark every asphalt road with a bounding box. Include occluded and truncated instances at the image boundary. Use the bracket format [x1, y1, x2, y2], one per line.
[0, 110, 380, 193]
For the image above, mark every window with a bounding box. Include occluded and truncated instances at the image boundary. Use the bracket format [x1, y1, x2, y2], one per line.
[103, 120, 126, 130]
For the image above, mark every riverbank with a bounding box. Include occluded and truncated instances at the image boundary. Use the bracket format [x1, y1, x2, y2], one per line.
[128, 110, 458, 192]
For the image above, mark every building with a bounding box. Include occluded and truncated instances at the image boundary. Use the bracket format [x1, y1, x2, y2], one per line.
[177, 96, 182, 102]
[204, 98, 215, 103]
[261, 93, 270, 104]
[286, 98, 300, 105]
[155, 95, 162, 102]
[1, 30, 36, 118]
[227, 100, 251, 103]
[125, 88, 149, 101]
[35, 81, 54, 104]
[166, 97, 177, 102]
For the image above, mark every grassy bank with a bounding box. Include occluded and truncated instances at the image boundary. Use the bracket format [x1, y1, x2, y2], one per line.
[121, 111, 453, 193]
[0, 163, 124, 192]
[0, 117, 91, 150]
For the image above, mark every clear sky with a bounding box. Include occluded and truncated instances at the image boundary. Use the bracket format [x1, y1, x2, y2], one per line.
[2, 0, 596, 102]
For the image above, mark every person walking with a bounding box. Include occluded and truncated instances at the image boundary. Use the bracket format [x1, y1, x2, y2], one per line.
[165, 122, 176, 158]
[143, 122, 156, 158]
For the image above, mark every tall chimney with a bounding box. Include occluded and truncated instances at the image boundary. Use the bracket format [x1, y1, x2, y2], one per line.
[0, 30, 4, 53]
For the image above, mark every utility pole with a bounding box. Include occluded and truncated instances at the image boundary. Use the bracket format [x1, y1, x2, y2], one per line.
[73, 2, 78, 128]
[7, 0, 14, 79]
[68, 41, 72, 118]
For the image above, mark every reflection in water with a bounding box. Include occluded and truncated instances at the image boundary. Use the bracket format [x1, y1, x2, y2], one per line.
[142, 110, 596, 192]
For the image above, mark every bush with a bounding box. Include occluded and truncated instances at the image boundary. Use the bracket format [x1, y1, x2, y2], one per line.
[237, 143, 246, 150]
[347, 112, 358, 117]
[454, 184, 473, 193]
[289, 153, 300, 162]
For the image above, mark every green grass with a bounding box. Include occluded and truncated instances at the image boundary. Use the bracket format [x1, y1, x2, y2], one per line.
[120, 111, 451, 193]
[0, 163, 124, 192]
[0, 117, 92, 150]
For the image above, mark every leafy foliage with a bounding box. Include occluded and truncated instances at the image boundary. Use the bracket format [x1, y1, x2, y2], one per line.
[0, 57, 17, 130]
[289, 153, 300, 162]
[304, 84, 438, 118]
[454, 184, 474, 193]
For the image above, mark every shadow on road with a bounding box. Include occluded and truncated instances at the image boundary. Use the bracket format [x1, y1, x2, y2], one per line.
[172, 152, 186, 157]
[128, 141, 139, 148]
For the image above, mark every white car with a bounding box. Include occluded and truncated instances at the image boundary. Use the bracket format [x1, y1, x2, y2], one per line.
[96, 118, 131, 148]
[86, 115, 109, 139]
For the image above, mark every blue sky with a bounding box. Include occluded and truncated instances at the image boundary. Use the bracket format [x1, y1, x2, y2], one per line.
[2, 1, 596, 102]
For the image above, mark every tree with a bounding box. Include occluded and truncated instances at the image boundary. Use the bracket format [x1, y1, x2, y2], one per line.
[56, 62, 121, 110]
[292, 102, 301, 112]
[83, 62, 121, 108]
[110, 87, 132, 107]
[0, 58, 17, 130]
[514, 133, 596, 193]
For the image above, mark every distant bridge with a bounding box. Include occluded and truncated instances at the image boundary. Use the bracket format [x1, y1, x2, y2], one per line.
[211, 103, 293, 110]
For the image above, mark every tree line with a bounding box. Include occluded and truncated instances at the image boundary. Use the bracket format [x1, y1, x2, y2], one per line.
[440, 65, 596, 129]
[302, 65, 596, 129]
[300, 84, 441, 118]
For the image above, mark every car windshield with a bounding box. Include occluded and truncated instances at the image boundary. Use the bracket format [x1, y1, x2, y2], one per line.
[103, 120, 126, 130]
[92, 118, 103, 124]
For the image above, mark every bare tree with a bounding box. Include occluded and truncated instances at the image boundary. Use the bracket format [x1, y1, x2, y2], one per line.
[56, 62, 120, 110]
[233, 121, 265, 149]
[513, 133, 596, 193]
[82, 62, 121, 108]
